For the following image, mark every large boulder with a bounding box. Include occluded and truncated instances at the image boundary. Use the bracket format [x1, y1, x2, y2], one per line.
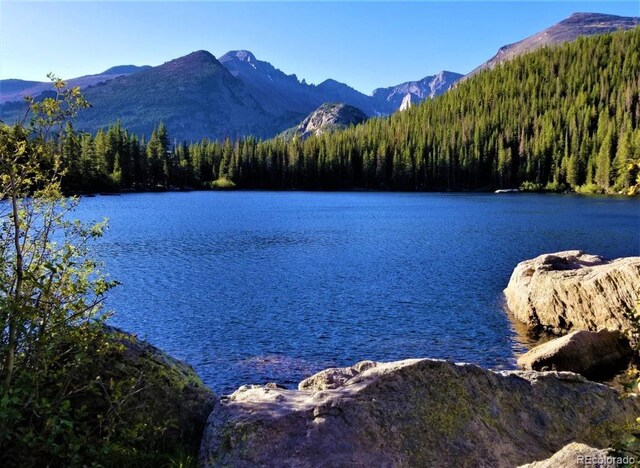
[504, 251, 640, 336]
[103, 327, 217, 450]
[199, 359, 639, 467]
[0, 324, 217, 466]
[97, 327, 217, 462]
[517, 329, 633, 378]
[519, 442, 619, 467]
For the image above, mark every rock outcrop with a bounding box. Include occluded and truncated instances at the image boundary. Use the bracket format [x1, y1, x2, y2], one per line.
[279, 102, 368, 140]
[504, 251, 640, 336]
[519, 442, 618, 468]
[517, 329, 633, 378]
[199, 358, 638, 467]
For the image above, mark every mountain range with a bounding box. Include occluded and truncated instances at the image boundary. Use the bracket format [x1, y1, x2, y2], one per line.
[1, 12, 638, 141]
[1, 49, 461, 141]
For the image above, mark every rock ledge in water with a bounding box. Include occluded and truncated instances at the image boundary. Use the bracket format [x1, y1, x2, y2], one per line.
[517, 329, 633, 378]
[504, 251, 640, 336]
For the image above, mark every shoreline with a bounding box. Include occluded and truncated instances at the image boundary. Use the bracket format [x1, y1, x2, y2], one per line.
[74, 187, 640, 197]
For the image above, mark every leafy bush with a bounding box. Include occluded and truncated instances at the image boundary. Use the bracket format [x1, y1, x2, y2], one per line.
[627, 159, 640, 196]
[0, 325, 214, 466]
[543, 181, 567, 193]
[576, 183, 605, 194]
[208, 177, 236, 190]
[519, 181, 543, 192]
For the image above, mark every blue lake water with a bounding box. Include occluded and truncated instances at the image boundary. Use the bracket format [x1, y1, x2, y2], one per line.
[73, 192, 640, 394]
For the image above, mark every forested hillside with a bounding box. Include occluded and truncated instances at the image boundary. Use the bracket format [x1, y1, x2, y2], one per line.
[53, 27, 640, 194]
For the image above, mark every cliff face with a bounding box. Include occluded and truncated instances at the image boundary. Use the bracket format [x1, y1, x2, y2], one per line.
[199, 358, 638, 467]
[372, 70, 463, 112]
[504, 251, 640, 336]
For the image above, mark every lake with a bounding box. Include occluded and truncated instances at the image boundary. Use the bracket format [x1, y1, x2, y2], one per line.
[74, 192, 640, 394]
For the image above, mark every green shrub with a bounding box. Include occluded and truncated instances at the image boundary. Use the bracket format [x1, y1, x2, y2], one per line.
[519, 181, 543, 192]
[543, 181, 567, 193]
[0, 325, 215, 466]
[207, 177, 236, 190]
[576, 183, 605, 194]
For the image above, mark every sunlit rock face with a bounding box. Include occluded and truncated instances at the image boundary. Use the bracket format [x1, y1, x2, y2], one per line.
[199, 358, 639, 467]
[504, 251, 640, 337]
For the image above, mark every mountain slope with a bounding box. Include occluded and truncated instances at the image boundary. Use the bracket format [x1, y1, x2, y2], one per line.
[466, 12, 639, 79]
[68, 52, 276, 141]
[372, 71, 463, 112]
[0, 65, 150, 104]
[279, 103, 368, 140]
[219, 50, 316, 118]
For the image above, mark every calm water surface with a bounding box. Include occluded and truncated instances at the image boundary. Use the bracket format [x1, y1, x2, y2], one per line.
[74, 192, 640, 394]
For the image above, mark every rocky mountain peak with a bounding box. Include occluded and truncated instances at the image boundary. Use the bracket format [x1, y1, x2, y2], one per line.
[564, 12, 628, 23]
[162, 50, 221, 70]
[317, 79, 342, 89]
[223, 50, 257, 63]
[100, 65, 151, 75]
[371, 71, 463, 112]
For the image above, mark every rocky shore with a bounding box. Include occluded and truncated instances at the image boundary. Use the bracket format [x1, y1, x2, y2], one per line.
[115, 250, 639, 465]
[193, 251, 640, 466]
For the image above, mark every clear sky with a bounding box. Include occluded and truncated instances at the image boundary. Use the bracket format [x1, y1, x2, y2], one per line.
[1, 1, 638, 94]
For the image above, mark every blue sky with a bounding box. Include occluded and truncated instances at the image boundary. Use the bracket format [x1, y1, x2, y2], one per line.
[1, 1, 638, 94]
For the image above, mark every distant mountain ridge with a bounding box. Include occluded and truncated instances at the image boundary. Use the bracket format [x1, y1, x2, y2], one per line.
[0, 65, 151, 104]
[219, 50, 384, 116]
[372, 71, 463, 112]
[465, 12, 640, 79]
[1, 49, 457, 140]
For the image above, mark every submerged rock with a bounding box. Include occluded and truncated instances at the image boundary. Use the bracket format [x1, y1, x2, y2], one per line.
[517, 329, 633, 378]
[518, 442, 618, 468]
[199, 358, 638, 467]
[504, 251, 640, 336]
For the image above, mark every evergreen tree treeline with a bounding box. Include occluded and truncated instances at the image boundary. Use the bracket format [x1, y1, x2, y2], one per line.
[59, 28, 640, 194]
